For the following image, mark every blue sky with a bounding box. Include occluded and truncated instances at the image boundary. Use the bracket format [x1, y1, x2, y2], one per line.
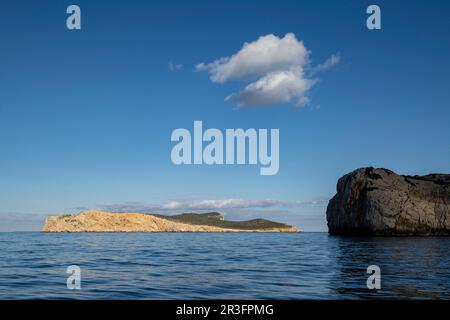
[1, 0, 449, 231]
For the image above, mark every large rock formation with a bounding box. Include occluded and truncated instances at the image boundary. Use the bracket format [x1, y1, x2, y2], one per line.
[42, 210, 299, 232]
[327, 167, 450, 235]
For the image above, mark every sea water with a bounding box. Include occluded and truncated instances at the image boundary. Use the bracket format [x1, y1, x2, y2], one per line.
[0, 232, 448, 299]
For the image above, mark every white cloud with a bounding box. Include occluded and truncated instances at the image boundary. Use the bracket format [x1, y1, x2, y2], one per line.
[96, 198, 328, 213]
[162, 199, 280, 210]
[310, 53, 340, 75]
[161, 198, 326, 210]
[196, 33, 339, 107]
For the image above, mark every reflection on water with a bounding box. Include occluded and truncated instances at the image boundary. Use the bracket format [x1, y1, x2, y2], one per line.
[0, 233, 448, 299]
[330, 236, 450, 299]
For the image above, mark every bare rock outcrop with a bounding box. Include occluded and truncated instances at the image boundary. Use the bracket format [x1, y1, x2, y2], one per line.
[327, 167, 450, 235]
[42, 210, 299, 232]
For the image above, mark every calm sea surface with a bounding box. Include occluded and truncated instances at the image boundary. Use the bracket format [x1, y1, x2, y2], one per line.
[0, 232, 448, 299]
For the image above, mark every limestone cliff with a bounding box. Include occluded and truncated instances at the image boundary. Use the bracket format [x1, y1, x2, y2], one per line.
[42, 210, 300, 232]
[327, 167, 450, 235]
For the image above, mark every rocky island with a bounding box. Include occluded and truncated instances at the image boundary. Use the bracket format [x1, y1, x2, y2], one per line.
[42, 210, 300, 232]
[327, 167, 450, 236]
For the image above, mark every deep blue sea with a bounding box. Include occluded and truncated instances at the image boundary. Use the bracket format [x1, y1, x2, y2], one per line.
[0, 232, 449, 299]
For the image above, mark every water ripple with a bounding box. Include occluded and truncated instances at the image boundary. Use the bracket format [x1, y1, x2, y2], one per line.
[0, 233, 449, 299]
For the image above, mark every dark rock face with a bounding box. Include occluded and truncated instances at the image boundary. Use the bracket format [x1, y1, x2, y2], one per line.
[327, 167, 450, 235]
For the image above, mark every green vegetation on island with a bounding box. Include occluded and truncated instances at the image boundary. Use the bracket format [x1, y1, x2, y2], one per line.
[153, 212, 294, 230]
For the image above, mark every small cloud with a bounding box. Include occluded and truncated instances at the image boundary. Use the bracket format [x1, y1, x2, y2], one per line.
[310, 53, 340, 75]
[308, 104, 321, 111]
[196, 33, 338, 107]
[168, 61, 183, 71]
[73, 206, 90, 211]
[95, 202, 159, 213]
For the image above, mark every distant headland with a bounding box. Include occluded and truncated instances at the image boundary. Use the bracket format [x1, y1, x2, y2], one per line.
[42, 211, 300, 233]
